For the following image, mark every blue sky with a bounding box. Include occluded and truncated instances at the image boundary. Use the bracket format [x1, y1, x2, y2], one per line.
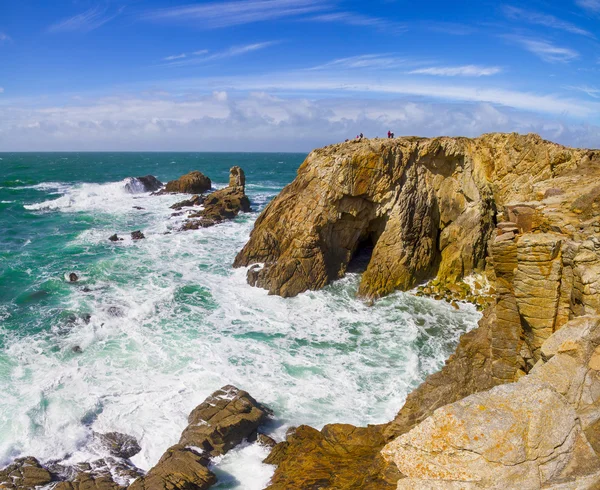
[1, 0, 600, 151]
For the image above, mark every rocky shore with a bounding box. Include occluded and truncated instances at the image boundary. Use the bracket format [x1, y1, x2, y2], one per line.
[3, 133, 600, 489]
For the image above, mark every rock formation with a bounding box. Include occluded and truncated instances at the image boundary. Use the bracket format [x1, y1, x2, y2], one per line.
[125, 176, 163, 194]
[163, 171, 212, 194]
[236, 133, 600, 489]
[235, 133, 598, 299]
[0, 386, 270, 490]
[382, 315, 600, 489]
[182, 166, 250, 230]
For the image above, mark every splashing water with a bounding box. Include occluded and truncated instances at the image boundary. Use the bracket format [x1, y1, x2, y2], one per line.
[0, 152, 480, 488]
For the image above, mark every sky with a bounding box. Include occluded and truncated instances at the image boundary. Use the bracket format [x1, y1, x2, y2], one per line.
[1, 0, 600, 151]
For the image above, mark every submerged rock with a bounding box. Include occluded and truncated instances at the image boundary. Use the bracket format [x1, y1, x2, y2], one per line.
[163, 171, 211, 194]
[125, 176, 163, 194]
[68, 273, 79, 283]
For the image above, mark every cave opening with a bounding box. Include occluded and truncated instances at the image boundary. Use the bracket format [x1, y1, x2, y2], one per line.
[346, 216, 387, 274]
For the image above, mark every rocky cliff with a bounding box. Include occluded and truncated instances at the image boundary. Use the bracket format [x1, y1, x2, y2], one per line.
[233, 133, 600, 489]
[234, 133, 598, 299]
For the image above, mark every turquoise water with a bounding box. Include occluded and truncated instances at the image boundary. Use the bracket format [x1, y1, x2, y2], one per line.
[0, 153, 480, 488]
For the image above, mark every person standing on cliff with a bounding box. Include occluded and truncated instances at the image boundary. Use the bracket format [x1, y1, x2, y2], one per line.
[387, 131, 391, 138]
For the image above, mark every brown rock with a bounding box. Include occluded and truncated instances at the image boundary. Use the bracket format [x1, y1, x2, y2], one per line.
[235, 133, 597, 299]
[179, 385, 271, 456]
[170, 195, 203, 210]
[131, 231, 145, 240]
[0, 457, 53, 490]
[164, 171, 211, 194]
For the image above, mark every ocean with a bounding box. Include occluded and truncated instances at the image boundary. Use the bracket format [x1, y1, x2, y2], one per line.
[0, 152, 480, 488]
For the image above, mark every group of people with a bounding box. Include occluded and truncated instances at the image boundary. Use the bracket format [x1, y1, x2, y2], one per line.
[344, 131, 395, 142]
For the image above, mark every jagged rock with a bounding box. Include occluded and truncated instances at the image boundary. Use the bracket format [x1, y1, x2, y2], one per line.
[54, 472, 124, 490]
[382, 316, 600, 489]
[179, 385, 271, 456]
[108, 234, 123, 242]
[130, 386, 269, 490]
[0, 457, 53, 489]
[234, 133, 599, 299]
[164, 171, 211, 194]
[128, 446, 215, 490]
[264, 424, 399, 490]
[169, 195, 203, 210]
[93, 432, 141, 459]
[125, 176, 163, 193]
[256, 433, 276, 448]
[130, 231, 145, 241]
[182, 167, 250, 230]
[68, 273, 79, 283]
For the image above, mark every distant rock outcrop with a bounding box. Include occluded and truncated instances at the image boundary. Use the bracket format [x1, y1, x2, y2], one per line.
[125, 176, 163, 194]
[182, 166, 250, 230]
[163, 171, 212, 194]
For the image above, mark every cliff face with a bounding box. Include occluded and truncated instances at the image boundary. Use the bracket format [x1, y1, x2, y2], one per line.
[234, 133, 597, 299]
[237, 134, 600, 489]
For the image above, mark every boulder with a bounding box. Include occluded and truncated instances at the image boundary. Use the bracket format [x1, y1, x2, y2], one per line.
[179, 385, 271, 456]
[170, 195, 203, 211]
[93, 432, 141, 459]
[108, 234, 123, 242]
[0, 457, 53, 490]
[228, 166, 245, 189]
[125, 176, 163, 194]
[130, 231, 145, 241]
[164, 172, 211, 194]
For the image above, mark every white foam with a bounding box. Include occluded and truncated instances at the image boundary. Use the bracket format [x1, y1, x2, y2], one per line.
[0, 185, 481, 488]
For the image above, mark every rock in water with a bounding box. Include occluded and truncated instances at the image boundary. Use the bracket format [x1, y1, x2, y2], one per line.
[68, 273, 79, 283]
[170, 195, 203, 210]
[0, 457, 53, 489]
[234, 133, 600, 299]
[164, 171, 211, 194]
[130, 385, 270, 490]
[108, 234, 122, 242]
[130, 231, 145, 240]
[93, 432, 141, 459]
[124, 176, 163, 193]
[182, 167, 250, 230]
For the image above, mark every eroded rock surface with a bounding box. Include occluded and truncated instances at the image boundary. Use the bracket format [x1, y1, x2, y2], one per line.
[235, 133, 599, 299]
[163, 171, 212, 194]
[382, 316, 600, 489]
[182, 167, 250, 230]
[125, 176, 163, 194]
[0, 457, 52, 489]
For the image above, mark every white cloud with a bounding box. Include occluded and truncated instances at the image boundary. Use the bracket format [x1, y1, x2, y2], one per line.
[164, 53, 187, 61]
[503, 6, 594, 38]
[569, 85, 600, 98]
[164, 42, 279, 67]
[507, 36, 579, 63]
[1, 92, 599, 151]
[309, 54, 407, 70]
[48, 5, 124, 33]
[576, 0, 600, 12]
[0, 88, 4, 94]
[193, 49, 209, 56]
[142, 0, 328, 28]
[308, 12, 406, 32]
[408, 65, 502, 77]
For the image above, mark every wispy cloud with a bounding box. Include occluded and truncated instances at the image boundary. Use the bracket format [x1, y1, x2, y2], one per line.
[569, 85, 600, 98]
[507, 36, 579, 63]
[309, 12, 406, 32]
[409, 65, 502, 77]
[0, 32, 11, 43]
[309, 54, 407, 70]
[576, 0, 600, 13]
[142, 0, 327, 28]
[0, 88, 4, 94]
[426, 22, 477, 36]
[163, 42, 279, 67]
[48, 5, 124, 33]
[164, 53, 187, 61]
[503, 6, 594, 38]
